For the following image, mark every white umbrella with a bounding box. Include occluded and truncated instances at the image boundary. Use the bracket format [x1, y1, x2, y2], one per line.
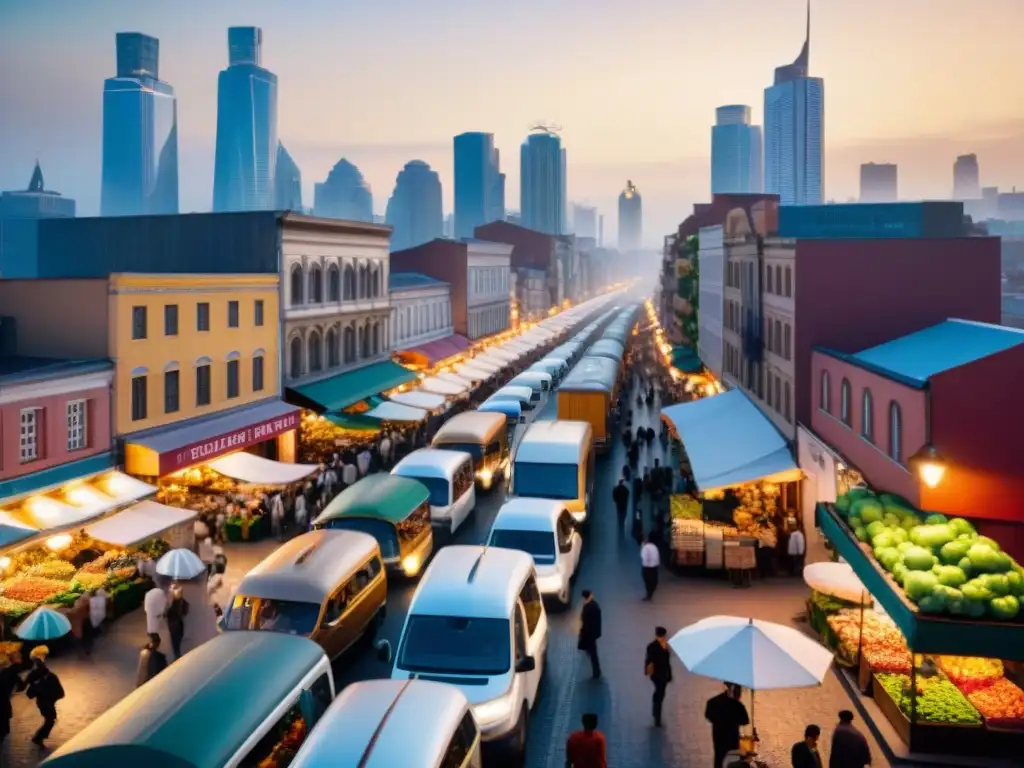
[803, 562, 871, 605]
[156, 548, 207, 580]
[15, 606, 72, 641]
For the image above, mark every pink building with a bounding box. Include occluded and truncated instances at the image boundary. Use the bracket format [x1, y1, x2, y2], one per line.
[810, 319, 1024, 559]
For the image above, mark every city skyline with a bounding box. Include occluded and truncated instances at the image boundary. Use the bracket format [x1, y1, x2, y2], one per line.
[2, 0, 1023, 245]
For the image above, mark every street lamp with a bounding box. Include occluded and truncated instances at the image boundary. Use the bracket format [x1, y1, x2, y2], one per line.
[909, 444, 946, 489]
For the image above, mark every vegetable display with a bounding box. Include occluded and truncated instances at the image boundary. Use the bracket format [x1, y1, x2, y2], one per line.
[669, 494, 703, 520]
[826, 608, 912, 673]
[936, 656, 1004, 693]
[876, 672, 983, 725]
[835, 490, 1024, 620]
[967, 678, 1024, 723]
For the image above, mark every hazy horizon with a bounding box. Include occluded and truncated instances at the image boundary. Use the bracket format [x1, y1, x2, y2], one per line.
[1, 0, 1022, 246]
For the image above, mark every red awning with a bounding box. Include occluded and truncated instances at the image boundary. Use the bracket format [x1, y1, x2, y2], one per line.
[402, 334, 471, 365]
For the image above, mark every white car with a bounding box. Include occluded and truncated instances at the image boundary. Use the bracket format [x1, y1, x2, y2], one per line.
[487, 498, 582, 608]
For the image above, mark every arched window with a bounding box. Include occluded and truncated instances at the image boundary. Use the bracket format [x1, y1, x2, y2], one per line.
[360, 324, 370, 358]
[343, 264, 356, 300]
[328, 264, 340, 302]
[889, 401, 902, 462]
[343, 325, 356, 363]
[309, 264, 323, 303]
[308, 330, 323, 372]
[775, 265, 782, 293]
[326, 327, 339, 367]
[861, 388, 874, 442]
[290, 264, 303, 306]
[372, 322, 381, 355]
[358, 265, 368, 298]
[840, 378, 851, 426]
[773, 319, 782, 353]
[820, 370, 831, 413]
[357, 326, 366, 359]
[289, 336, 302, 379]
[373, 267, 382, 297]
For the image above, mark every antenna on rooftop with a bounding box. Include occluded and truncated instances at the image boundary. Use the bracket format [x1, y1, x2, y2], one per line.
[529, 122, 562, 136]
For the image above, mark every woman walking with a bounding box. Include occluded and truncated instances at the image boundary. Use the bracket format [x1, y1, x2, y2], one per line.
[166, 585, 190, 660]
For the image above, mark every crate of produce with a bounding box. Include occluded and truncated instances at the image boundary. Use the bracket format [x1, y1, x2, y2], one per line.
[966, 678, 1024, 729]
[675, 549, 704, 567]
[723, 543, 756, 570]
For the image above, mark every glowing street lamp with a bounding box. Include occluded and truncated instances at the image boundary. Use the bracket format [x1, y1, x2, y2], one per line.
[909, 444, 947, 489]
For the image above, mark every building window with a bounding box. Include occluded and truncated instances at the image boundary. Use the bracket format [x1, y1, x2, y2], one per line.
[131, 375, 148, 421]
[228, 301, 239, 328]
[766, 266, 773, 293]
[19, 408, 39, 462]
[358, 265, 368, 298]
[253, 355, 265, 392]
[775, 265, 782, 293]
[840, 378, 851, 425]
[820, 371, 830, 413]
[784, 381, 792, 422]
[309, 264, 323, 303]
[290, 264, 304, 306]
[327, 327, 339, 367]
[308, 331, 323, 372]
[196, 364, 212, 406]
[289, 336, 302, 379]
[164, 305, 179, 336]
[343, 265, 356, 300]
[132, 306, 147, 340]
[784, 267, 793, 297]
[226, 359, 240, 398]
[254, 299, 264, 326]
[164, 369, 180, 414]
[344, 326, 356, 363]
[783, 324, 792, 360]
[372, 322, 381, 355]
[861, 388, 874, 442]
[328, 265, 340, 302]
[889, 401, 902, 463]
[774, 374, 782, 412]
[774, 319, 782, 354]
[66, 399, 87, 451]
[197, 302, 210, 331]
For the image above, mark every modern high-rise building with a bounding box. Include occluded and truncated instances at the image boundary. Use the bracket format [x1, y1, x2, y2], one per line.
[385, 160, 444, 252]
[711, 105, 763, 194]
[520, 130, 566, 235]
[860, 163, 898, 202]
[618, 181, 642, 251]
[764, 3, 824, 206]
[212, 27, 278, 212]
[313, 159, 374, 222]
[100, 32, 178, 217]
[0, 163, 76, 219]
[954, 154, 981, 200]
[453, 132, 505, 239]
[572, 203, 598, 239]
[275, 143, 302, 211]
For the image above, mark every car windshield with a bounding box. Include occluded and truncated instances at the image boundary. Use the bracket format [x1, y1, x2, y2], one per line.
[403, 475, 450, 507]
[433, 442, 483, 461]
[224, 596, 321, 636]
[319, 517, 400, 557]
[397, 503, 432, 540]
[398, 615, 511, 676]
[513, 462, 579, 500]
[489, 529, 556, 565]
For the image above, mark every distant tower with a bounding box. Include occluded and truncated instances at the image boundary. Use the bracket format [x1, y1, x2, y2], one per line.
[213, 27, 278, 212]
[572, 204, 598, 240]
[618, 181, 642, 251]
[0, 162, 76, 219]
[859, 163, 898, 202]
[953, 154, 981, 200]
[313, 159, 374, 222]
[711, 105, 763, 194]
[520, 127, 566, 235]
[386, 161, 444, 251]
[275, 143, 302, 211]
[454, 132, 505, 238]
[101, 32, 178, 216]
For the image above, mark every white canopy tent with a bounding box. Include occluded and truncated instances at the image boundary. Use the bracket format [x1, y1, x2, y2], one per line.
[461, 357, 502, 373]
[485, 347, 520, 362]
[436, 372, 474, 388]
[453, 363, 494, 382]
[389, 391, 447, 410]
[366, 401, 429, 422]
[472, 353, 512, 370]
[419, 377, 468, 396]
[206, 452, 319, 485]
[85, 501, 198, 548]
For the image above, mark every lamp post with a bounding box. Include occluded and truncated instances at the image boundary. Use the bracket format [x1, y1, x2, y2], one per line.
[909, 388, 946, 489]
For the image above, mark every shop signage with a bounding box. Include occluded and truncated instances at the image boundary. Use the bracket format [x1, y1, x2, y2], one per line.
[160, 410, 300, 475]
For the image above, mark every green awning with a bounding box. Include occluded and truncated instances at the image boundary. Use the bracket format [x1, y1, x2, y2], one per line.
[285, 361, 417, 414]
[315, 474, 429, 525]
[671, 346, 703, 373]
[326, 413, 379, 432]
[816, 503, 1024, 660]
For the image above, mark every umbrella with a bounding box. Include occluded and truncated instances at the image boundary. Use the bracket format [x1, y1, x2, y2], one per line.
[16, 606, 72, 641]
[669, 615, 835, 735]
[803, 561, 871, 605]
[156, 548, 207, 580]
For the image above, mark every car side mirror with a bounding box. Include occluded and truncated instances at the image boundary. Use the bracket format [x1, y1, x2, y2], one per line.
[558, 540, 572, 554]
[515, 655, 536, 673]
[375, 639, 392, 665]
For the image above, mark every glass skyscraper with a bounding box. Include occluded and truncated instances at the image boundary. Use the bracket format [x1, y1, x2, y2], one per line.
[213, 27, 278, 212]
[275, 142, 302, 211]
[711, 105, 763, 194]
[101, 33, 178, 217]
[618, 181, 642, 251]
[520, 131, 565, 235]
[386, 161, 444, 251]
[313, 159, 374, 222]
[454, 132, 505, 239]
[763, 5, 823, 206]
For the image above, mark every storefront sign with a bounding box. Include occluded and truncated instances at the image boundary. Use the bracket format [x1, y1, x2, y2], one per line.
[161, 410, 300, 475]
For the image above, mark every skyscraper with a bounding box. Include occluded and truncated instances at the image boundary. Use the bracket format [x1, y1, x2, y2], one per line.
[313, 158, 374, 222]
[860, 163, 898, 202]
[385, 161, 444, 251]
[212, 27, 278, 212]
[453, 132, 505, 238]
[953, 154, 981, 200]
[711, 105, 763, 194]
[275, 143, 302, 211]
[520, 130, 566, 235]
[764, 2, 824, 206]
[0, 163, 76, 219]
[100, 32, 178, 216]
[618, 181, 642, 251]
[572, 204, 598, 239]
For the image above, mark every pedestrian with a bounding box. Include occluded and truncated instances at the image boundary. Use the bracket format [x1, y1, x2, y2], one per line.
[144, 583, 167, 645]
[756, 526, 777, 579]
[705, 682, 751, 768]
[792, 724, 823, 768]
[622, 427, 632, 448]
[829, 710, 871, 768]
[380, 433, 392, 468]
[577, 590, 602, 679]
[70, 590, 92, 657]
[788, 526, 807, 576]
[271, 491, 285, 540]
[612, 480, 629, 518]
[565, 712, 607, 768]
[341, 459, 358, 491]
[622, 463, 632, 482]
[628, 441, 640, 469]
[199, 535, 216, 578]
[213, 544, 228, 576]
[193, 515, 210, 547]
[24, 646, 63, 747]
[0, 654, 22, 753]
[357, 445, 372, 477]
[136, 635, 169, 687]
[294, 491, 308, 530]
[166, 584, 189, 660]
[644, 626, 673, 727]
[89, 587, 109, 635]
[641, 532, 661, 600]
[215, 507, 227, 544]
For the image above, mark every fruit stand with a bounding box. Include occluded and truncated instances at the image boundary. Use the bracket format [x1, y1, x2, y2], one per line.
[813, 491, 1024, 758]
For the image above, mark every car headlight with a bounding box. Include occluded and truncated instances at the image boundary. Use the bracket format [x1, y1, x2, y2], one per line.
[401, 554, 421, 576]
[477, 468, 494, 484]
[473, 690, 516, 726]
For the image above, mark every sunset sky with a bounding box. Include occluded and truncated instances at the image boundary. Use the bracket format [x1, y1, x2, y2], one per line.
[1, 0, 1022, 245]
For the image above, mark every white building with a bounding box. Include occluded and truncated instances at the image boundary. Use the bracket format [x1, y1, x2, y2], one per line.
[697, 224, 725, 380]
[389, 273, 453, 349]
[466, 239, 513, 339]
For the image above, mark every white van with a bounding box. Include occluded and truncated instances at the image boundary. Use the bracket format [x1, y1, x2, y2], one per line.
[511, 420, 594, 524]
[392, 449, 476, 534]
[508, 371, 553, 397]
[292, 679, 482, 768]
[385, 546, 548, 762]
[490, 385, 537, 411]
[530, 359, 567, 383]
[487, 498, 582, 608]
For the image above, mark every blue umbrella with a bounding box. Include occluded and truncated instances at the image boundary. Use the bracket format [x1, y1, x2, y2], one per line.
[15, 606, 72, 641]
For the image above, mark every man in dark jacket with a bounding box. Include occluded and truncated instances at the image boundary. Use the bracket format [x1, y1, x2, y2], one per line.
[136, 636, 169, 688]
[705, 682, 750, 768]
[792, 724, 823, 768]
[644, 626, 673, 727]
[577, 590, 602, 678]
[612, 480, 630, 518]
[829, 711, 871, 768]
[25, 646, 63, 747]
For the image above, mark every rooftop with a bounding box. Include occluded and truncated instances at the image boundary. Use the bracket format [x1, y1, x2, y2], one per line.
[0, 356, 112, 387]
[388, 271, 448, 290]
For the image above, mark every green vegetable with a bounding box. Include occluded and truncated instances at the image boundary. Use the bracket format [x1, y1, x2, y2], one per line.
[963, 599, 987, 618]
[848, 516, 862, 531]
[961, 578, 993, 602]
[932, 564, 967, 588]
[918, 594, 946, 613]
[875, 546, 901, 571]
[871, 530, 898, 550]
[940, 586, 967, 615]
[958, 557, 976, 578]
[976, 536, 1001, 552]
[847, 487, 872, 501]
[896, 541, 914, 553]
[854, 526, 869, 543]
[891, 562, 909, 586]
[993, 552, 1014, 574]
[979, 573, 1010, 596]
[876, 674, 981, 725]
[948, 517, 976, 537]
[902, 546, 938, 572]
[904, 570, 939, 602]
[990, 595, 1020, 620]
[855, 499, 884, 524]
[900, 514, 923, 531]
[1006, 570, 1024, 596]
[883, 512, 902, 527]
[939, 539, 972, 565]
[924, 513, 948, 525]
[889, 527, 908, 545]
[835, 494, 852, 513]
[879, 493, 914, 511]
[909, 524, 955, 550]
[967, 543, 1004, 573]
[866, 520, 887, 539]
